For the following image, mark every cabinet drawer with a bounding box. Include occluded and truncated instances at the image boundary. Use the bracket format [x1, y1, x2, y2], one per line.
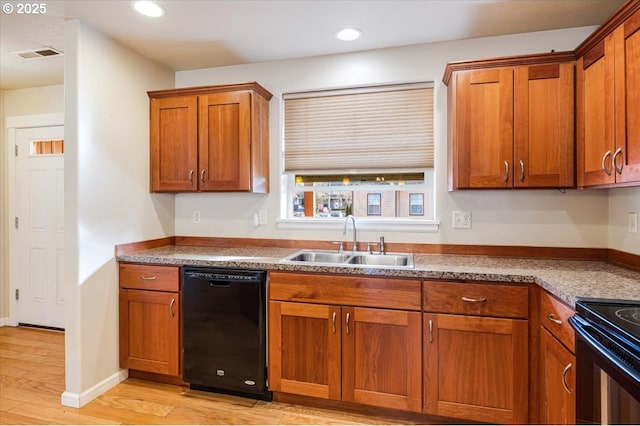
[269, 272, 421, 311]
[539, 290, 575, 352]
[424, 281, 528, 319]
[119, 264, 179, 292]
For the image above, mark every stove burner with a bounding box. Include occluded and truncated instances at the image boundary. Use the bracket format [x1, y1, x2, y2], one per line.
[615, 307, 640, 326]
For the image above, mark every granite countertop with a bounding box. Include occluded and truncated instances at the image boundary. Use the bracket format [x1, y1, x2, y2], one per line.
[116, 245, 640, 308]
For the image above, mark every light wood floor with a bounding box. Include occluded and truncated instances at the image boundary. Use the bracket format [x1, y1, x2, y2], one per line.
[0, 326, 415, 425]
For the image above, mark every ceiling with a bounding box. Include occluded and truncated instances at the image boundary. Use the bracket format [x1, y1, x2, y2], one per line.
[0, 0, 625, 90]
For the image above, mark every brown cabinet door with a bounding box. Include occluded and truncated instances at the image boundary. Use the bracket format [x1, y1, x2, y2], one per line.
[456, 68, 514, 188]
[424, 313, 528, 424]
[514, 63, 574, 187]
[268, 301, 342, 400]
[150, 96, 198, 192]
[342, 307, 422, 413]
[614, 10, 640, 184]
[198, 91, 252, 191]
[119, 289, 180, 376]
[578, 39, 616, 186]
[540, 327, 576, 425]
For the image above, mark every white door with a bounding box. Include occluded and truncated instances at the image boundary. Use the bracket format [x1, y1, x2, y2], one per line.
[16, 126, 65, 329]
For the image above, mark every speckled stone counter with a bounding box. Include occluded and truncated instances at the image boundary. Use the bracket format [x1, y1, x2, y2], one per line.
[116, 245, 640, 308]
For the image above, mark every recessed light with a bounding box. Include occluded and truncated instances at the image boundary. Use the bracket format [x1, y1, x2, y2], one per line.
[133, 1, 165, 18]
[336, 28, 361, 41]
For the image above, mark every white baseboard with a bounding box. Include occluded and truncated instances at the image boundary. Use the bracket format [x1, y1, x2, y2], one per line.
[61, 369, 128, 408]
[0, 317, 17, 327]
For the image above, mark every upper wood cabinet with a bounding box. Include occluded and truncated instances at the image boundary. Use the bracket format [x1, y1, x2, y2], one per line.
[576, 4, 640, 187]
[444, 53, 575, 190]
[148, 82, 272, 193]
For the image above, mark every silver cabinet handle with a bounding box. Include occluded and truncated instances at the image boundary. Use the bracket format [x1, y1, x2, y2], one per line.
[562, 363, 573, 394]
[613, 147, 623, 175]
[519, 160, 525, 182]
[189, 170, 194, 186]
[602, 150, 612, 176]
[461, 296, 487, 303]
[428, 320, 433, 343]
[169, 298, 175, 318]
[332, 312, 336, 334]
[345, 312, 350, 335]
[139, 275, 157, 281]
[547, 313, 563, 325]
[200, 169, 206, 183]
[504, 161, 509, 182]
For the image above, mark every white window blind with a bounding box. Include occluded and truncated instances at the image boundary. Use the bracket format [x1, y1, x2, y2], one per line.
[283, 83, 434, 173]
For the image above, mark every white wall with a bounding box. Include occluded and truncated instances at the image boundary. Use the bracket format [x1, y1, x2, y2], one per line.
[0, 85, 65, 321]
[174, 26, 613, 249]
[63, 20, 175, 406]
[608, 187, 640, 255]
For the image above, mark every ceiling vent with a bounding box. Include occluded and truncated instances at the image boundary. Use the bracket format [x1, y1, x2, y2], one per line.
[12, 47, 63, 59]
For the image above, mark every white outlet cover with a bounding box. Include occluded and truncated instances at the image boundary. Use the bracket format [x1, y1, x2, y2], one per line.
[629, 212, 638, 234]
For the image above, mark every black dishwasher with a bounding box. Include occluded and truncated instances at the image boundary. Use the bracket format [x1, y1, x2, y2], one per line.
[182, 267, 270, 400]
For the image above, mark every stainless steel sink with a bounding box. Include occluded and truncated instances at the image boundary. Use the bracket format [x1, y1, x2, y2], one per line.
[347, 253, 413, 267]
[286, 251, 352, 263]
[280, 249, 414, 269]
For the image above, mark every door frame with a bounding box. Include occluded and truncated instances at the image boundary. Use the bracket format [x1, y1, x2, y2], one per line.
[6, 112, 64, 327]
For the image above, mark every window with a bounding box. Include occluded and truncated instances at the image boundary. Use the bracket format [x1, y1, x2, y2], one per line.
[281, 82, 436, 230]
[409, 193, 424, 216]
[367, 193, 381, 216]
[31, 139, 64, 155]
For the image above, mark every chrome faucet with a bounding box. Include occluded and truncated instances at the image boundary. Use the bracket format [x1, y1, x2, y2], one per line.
[343, 215, 357, 252]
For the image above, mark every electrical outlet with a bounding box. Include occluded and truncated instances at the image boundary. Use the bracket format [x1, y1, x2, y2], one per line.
[252, 212, 260, 227]
[452, 211, 471, 229]
[193, 210, 201, 224]
[259, 209, 267, 225]
[629, 212, 638, 234]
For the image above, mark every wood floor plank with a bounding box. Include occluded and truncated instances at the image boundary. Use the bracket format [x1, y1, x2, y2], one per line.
[0, 357, 66, 375]
[0, 409, 62, 425]
[0, 341, 65, 359]
[0, 372, 65, 396]
[0, 385, 64, 408]
[0, 348, 65, 367]
[7, 402, 120, 425]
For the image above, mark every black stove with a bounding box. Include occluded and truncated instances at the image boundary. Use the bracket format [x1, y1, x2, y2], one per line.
[575, 299, 640, 347]
[570, 298, 640, 421]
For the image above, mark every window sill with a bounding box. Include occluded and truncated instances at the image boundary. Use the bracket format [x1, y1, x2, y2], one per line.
[276, 218, 440, 233]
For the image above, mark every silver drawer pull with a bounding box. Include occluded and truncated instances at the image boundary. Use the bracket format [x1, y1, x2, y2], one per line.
[428, 320, 433, 343]
[332, 312, 336, 334]
[602, 150, 612, 176]
[169, 298, 175, 318]
[547, 313, 563, 325]
[562, 363, 573, 394]
[189, 169, 194, 186]
[346, 312, 351, 335]
[139, 275, 157, 281]
[504, 161, 509, 182]
[613, 147, 623, 175]
[461, 296, 487, 303]
[519, 160, 525, 182]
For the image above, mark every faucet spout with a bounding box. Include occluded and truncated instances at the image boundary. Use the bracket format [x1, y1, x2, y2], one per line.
[342, 215, 357, 252]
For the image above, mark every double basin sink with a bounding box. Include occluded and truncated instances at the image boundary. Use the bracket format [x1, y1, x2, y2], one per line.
[281, 249, 414, 269]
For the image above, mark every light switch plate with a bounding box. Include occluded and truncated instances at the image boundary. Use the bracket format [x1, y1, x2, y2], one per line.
[193, 210, 201, 224]
[629, 212, 638, 234]
[259, 209, 267, 225]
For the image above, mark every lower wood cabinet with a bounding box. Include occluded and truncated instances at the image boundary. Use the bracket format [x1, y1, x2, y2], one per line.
[539, 290, 576, 424]
[423, 281, 530, 424]
[269, 301, 422, 412]
[268, 272, 423, 412]
[540, 327, 576, 424]
[119, 264, 181, 377]
[423, 313, 529, 424]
